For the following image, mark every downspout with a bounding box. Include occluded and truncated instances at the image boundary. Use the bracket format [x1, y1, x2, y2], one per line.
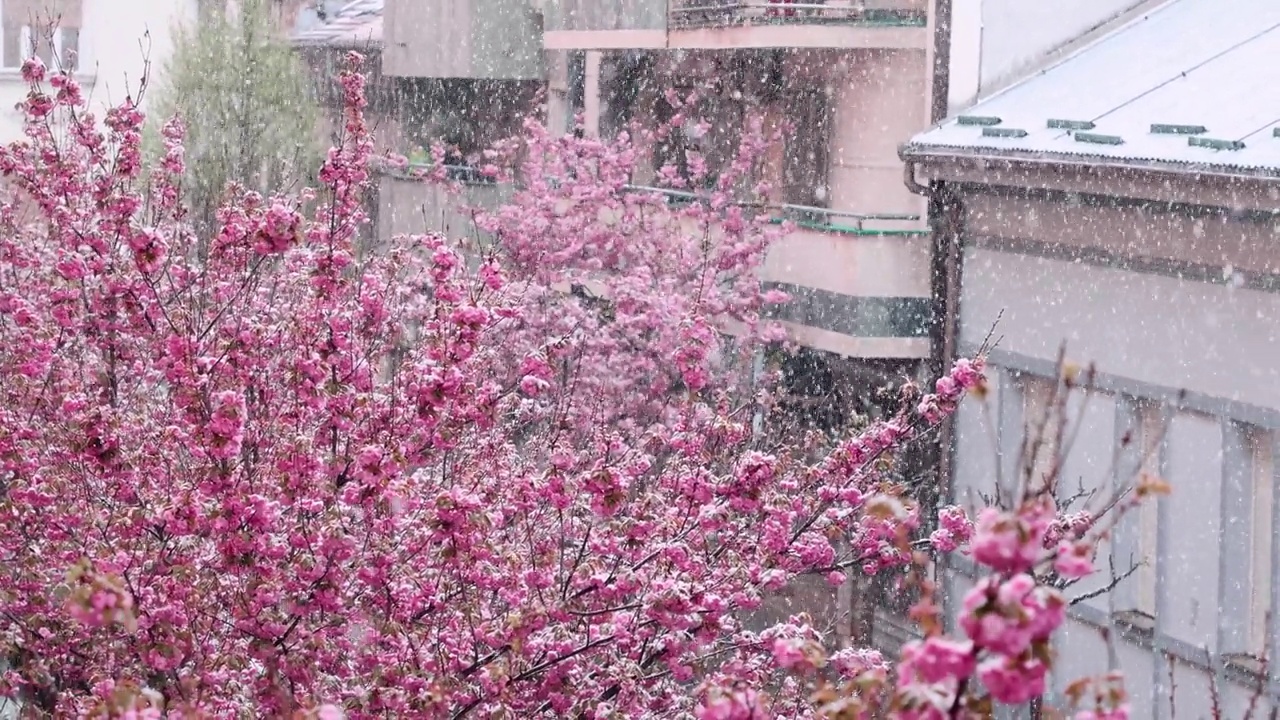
[906, 160, 962, 488]
[906, 158, 965, 620]
[919, 0, 959, 486]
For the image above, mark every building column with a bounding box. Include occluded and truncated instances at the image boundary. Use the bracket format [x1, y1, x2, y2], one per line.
[583, 50, 603, 137]
[546, 51, 571, 136]
[1110, 397, 1141, 612]
[1218, 421, 1254, 656]
[995, 369, 1023, 505]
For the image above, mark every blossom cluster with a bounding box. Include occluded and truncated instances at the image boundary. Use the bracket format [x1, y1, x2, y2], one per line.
[882, 497, 1110, 717]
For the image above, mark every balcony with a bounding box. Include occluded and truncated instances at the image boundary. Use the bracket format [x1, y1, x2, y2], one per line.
[772, 208, 930, 360]
[667, 0, 927, 49]
[382, 165, 931, 358]
[377, 164, 514, 243]
[630, 188, 932, 358]
[544, 0, 927, 50]
[670, 1, 925, 28]
[543, 0, 670, 48]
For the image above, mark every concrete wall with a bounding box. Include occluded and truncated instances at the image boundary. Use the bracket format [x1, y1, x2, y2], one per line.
[378, 173, 513, 241]
[762, 227, 932, 358]
[949, 195, 1280, 717]
[961, 248, 1280, 411]
[0, 0, 192, 143]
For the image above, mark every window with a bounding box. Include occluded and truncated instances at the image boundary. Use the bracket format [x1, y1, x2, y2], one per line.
[1019, 374, 1061, 491]
[780, 85, 830, 210]
[1245, 427, 1273, 658]
[1, 1, 81, 71]
[1222, 423, 1275, 666]
[1112, 399, 1162, 629]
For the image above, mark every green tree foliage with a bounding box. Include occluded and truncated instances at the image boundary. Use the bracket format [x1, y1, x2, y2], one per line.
[150, 0, 321, 234]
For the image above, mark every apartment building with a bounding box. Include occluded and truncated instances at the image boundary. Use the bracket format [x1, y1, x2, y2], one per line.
[369, 1, 943, 397]
[0, 0, 192, 143]
[904, 0, 1280, 715]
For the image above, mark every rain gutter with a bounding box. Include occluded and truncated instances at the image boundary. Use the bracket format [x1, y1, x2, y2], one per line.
[902, 143, 1280, 220]
[900, 143, 1280, 183]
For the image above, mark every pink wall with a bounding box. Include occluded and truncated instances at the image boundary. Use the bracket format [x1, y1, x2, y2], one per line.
[829, 49, 930, 220]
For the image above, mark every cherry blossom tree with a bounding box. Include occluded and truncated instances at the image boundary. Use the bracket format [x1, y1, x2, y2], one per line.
[0, 51, 1142, 719]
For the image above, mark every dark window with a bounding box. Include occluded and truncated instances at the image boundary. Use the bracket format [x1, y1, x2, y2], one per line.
[781, 86, 830, 209]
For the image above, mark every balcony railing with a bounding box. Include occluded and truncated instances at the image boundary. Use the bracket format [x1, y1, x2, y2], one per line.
[543, 0, 670, 33]
[668, 1, 926, 29]
[379, 161, 925, 238]
[377, 163, 512, 241]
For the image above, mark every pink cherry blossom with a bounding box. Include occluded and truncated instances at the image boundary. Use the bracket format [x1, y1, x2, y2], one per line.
[1054, 539, 1096, 579]
[897, 637, 975, 684]
[978, 653, 1048, 704]
[970, 503, 1051, 574]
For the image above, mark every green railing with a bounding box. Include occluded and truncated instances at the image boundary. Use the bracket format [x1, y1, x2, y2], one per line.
[543, 0, 670, 32]
[621, 184, 928, 236]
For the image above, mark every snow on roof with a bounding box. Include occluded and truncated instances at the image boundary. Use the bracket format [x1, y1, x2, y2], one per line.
[905, 0, 1280, 173]
[292, 0, 383, 49]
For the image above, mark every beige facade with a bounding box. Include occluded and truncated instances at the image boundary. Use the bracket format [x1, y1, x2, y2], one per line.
[383, 0, 543, 79]
[902, 2, 1280, 712]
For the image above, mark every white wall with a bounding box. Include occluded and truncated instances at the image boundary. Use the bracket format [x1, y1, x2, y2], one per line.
[951, 246, 1280, 716]
[84, 0, 195, 108]
[945, 0, 982, 113]
[960, 249, 1280, 412]
[0, 0, 195, 143]
[1060, 392, 1116, 611]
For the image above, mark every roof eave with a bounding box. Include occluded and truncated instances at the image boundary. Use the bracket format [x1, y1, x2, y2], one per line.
[899, 142, 1280, 212]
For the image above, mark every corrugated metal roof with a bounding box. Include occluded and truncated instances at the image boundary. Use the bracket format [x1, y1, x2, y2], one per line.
[905, 0, 1280, 173]
[292, 0, 383, 49]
